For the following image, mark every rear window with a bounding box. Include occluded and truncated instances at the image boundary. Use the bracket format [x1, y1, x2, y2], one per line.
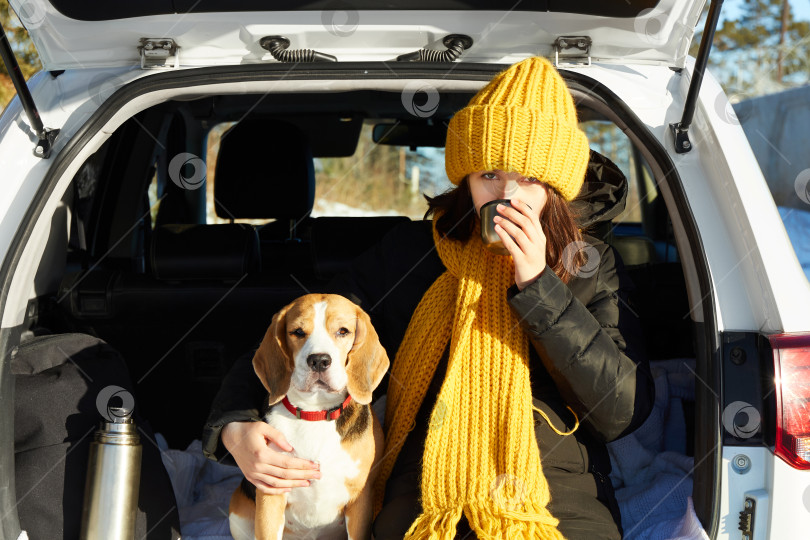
[312, 123, 452, 220]
[204, 121, 451, 222]
[580, 119, 646, 224]
[201, 116, 655, 225]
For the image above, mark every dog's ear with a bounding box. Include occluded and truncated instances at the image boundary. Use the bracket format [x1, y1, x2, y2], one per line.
[346, 306, 390, 405]
[253, 305, 293, 406]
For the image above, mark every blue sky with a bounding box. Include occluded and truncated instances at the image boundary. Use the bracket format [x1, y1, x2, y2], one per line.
[722, 0, 810, 22]
[790, 1, 807, 20]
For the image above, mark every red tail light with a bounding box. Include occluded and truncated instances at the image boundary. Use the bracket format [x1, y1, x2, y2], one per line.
[769, 333, 810, 470]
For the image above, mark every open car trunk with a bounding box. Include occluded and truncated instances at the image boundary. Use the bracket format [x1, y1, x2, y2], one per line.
[44, 77, 697, 447]
[0, 58, 715, 538]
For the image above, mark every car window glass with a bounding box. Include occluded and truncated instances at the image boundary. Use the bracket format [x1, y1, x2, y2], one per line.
[205, 122, 242, 224]
[147, 168, 161, 228]
[580, 119, 646, 224]
[312, 123, 452, 220]
[203, 121, 452, 222]
[201, 119, 658, 225]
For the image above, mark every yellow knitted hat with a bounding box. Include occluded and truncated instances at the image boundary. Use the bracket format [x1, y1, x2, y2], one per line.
[445, 56, 590, 201]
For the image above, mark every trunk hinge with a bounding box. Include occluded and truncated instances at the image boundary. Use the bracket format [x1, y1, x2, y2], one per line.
[669, 0, 725, 153]
[139, 38, 180, 69]
[0, 23, 59, 158]
[553, 36, 591, 68]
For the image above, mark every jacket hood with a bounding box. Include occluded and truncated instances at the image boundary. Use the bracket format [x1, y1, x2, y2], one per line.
[570, 150, 629, 230]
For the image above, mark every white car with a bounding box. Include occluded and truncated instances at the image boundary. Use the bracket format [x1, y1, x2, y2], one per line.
[1, 1, 808, 539]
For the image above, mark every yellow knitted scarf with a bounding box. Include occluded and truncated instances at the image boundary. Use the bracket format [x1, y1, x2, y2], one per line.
[373, 212, 566, 539]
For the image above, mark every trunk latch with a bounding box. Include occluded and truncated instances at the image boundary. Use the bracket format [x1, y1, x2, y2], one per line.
[739, 497, 755, 540]
[553, 36, 591, 67]
[138, 38, 180, 69]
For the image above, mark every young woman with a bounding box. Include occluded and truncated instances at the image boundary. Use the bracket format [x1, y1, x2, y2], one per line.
[203, 56, 654, 539]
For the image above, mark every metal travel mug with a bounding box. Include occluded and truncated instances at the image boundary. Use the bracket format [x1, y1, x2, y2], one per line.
[80, 407, 142, 540]
[480, 198, 534, 255]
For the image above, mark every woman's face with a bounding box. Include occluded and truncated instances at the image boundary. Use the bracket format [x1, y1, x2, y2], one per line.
[468, 170, 549, 220]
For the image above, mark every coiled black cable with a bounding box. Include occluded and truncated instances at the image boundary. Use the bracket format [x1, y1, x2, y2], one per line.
[260, 36, 337, 63]
[397, 34, 473, 62]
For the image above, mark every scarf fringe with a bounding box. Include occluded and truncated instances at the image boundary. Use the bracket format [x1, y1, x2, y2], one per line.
[404, 506, 463, 540]
[465, 501, 567, 540]
[404, 502, 567, 540]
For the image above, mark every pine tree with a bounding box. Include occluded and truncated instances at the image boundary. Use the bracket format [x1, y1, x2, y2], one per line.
[692, 0, 810, 96]
[1, 0, 41, 107]
[1, 1, 39, 72]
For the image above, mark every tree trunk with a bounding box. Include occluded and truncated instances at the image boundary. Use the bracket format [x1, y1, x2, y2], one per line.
[777, 0, 790, 81]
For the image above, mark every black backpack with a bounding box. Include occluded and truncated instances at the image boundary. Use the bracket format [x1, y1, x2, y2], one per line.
[12, 333, 181, 539]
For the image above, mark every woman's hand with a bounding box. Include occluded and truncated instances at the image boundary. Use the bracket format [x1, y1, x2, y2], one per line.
[221, 421, 321, 495]
[493, 197, 547, 290]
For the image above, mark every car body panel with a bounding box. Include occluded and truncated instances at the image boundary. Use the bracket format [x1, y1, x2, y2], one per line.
[722, 448, 810, 540]
[11, 0, 705, 70]
[689, 70, 810, 335]
[0, 68, 149, 281]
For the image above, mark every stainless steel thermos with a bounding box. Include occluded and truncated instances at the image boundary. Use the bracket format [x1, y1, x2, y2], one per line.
[80, 406, 142, 540]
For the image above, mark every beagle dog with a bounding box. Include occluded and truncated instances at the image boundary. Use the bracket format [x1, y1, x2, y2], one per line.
[229, 293, 389, 540]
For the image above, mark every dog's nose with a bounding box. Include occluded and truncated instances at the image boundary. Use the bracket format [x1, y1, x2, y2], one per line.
[306, 353, 332, 372]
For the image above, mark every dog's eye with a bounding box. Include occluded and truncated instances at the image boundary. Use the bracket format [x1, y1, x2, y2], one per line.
[337, 327, 351, 337]
[290, 328, 306, 338]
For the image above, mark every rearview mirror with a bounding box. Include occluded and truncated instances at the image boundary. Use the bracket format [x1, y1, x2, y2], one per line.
[372, 122, 447, 148]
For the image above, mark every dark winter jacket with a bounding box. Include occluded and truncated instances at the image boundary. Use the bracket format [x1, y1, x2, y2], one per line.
[202, 151, 654, 539]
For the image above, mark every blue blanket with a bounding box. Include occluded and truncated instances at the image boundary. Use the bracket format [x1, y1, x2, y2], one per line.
[607, 358, 709, 540]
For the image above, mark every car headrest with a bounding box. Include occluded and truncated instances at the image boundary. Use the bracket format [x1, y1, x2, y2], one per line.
[310, 216, 411, 279]
[150, 224, 260, 280]
[214, 118, 315, 220]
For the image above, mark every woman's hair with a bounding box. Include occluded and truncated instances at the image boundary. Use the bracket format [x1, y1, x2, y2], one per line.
[424, 177, 588, 284]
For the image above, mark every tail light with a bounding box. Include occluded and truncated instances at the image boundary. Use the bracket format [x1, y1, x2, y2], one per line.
[769, 333, 810, 470]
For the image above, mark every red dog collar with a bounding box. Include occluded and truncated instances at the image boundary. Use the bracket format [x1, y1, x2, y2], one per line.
[282, 395, 352, 421]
